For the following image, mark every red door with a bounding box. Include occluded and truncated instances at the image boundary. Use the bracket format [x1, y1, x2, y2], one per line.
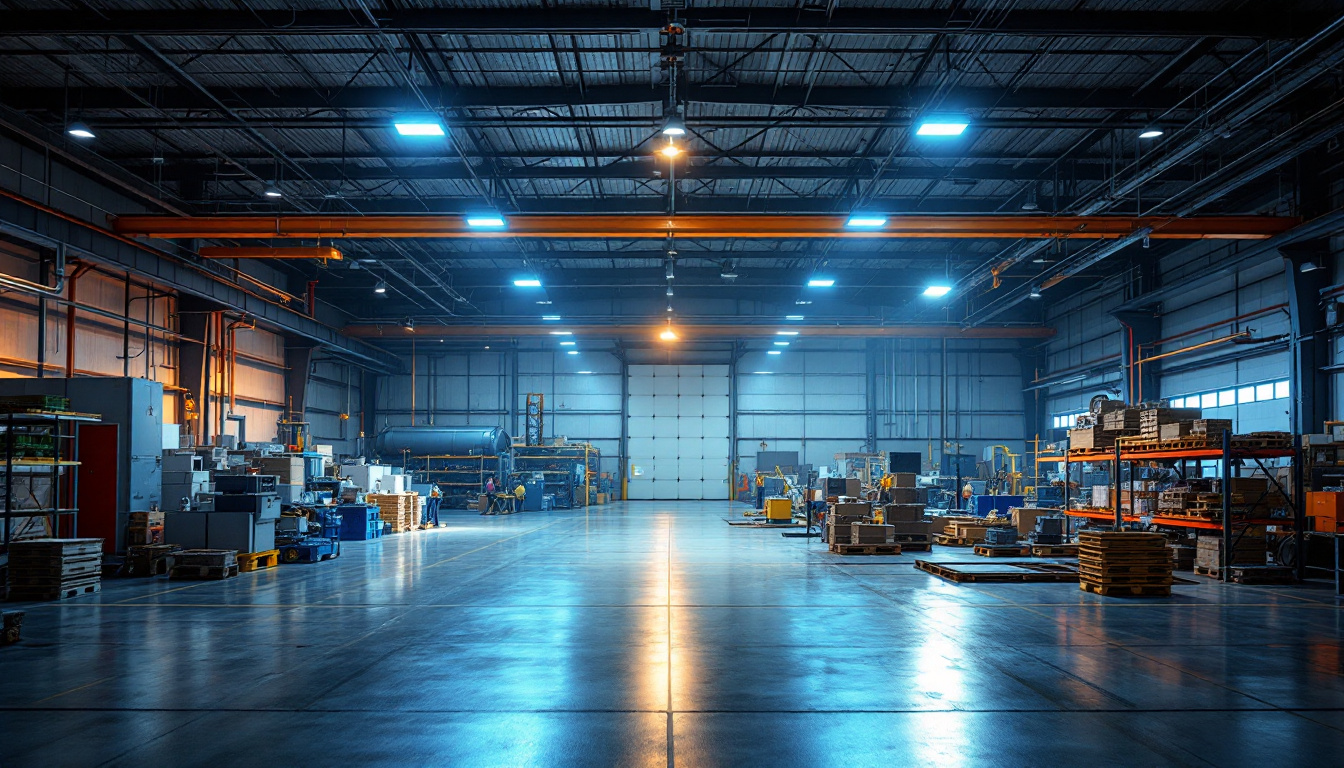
[77, 424, 120, 553]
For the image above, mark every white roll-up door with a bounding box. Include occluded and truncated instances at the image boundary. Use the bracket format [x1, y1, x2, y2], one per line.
[627, 364, 730, 500]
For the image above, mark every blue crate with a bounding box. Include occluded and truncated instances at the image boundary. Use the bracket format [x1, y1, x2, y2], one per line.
[279, 537, 338, 564]
[336, 504, 382, 541]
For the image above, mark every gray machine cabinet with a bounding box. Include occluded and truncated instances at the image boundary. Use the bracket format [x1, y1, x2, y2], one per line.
[0, 377, 165, 519]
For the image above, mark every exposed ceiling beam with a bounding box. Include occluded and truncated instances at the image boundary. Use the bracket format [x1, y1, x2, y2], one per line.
[0, 8, 1324, 38]
[112, 214, 1298, 241]
[342, 322, 1057, 340]
[0, 85, 1201, 112]
[131, 159, 1197, 184]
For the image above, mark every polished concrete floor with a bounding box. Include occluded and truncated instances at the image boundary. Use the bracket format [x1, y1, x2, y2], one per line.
[2, 500, 1342, 767]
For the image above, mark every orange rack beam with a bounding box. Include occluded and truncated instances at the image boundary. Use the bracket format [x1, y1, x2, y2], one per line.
[110, 214, 1300, 241]
[1064, 509, 1291, 531]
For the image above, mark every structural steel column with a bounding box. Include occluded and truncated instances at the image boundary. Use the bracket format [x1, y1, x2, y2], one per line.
[1281, 242, 1331, 434]
[1114, 310, 1162, 404]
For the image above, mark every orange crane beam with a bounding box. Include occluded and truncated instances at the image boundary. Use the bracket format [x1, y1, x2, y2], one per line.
[342, 323, 1056, 340]
[199, 246, 342, 260]
[112, 214, 1298, 240]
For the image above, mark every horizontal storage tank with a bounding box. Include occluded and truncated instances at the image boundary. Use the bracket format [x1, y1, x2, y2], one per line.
[373, 426, 511, 459]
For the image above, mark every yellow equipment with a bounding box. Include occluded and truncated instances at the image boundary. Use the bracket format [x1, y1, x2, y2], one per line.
[764, 497, 792, 521]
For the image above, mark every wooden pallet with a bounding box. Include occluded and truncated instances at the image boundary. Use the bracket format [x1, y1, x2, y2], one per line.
[170, 564, 239, 580]
[934, 534, 979, 546]
[897, 541, 932, 552]
[1078, 562, 1173, 576]
[1031, 544, 1078, 557]
[973, 545, 1030, 557]
[237, 550, 279, 572]
[915, 559, 1079, 584]
[1080, 581, 1171, 597]
[7, 579, 101, 602]
[829, 543, 902, 556]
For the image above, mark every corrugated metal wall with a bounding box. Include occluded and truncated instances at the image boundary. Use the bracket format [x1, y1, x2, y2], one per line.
[377, 339, 1027, 482]
[1041, 252, 1293, 436]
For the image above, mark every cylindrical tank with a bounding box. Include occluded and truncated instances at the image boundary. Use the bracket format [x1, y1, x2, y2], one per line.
[373, 426, 511, 459]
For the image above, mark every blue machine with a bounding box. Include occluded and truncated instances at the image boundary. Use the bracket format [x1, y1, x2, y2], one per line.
[336, 503, 382, 540]
[969, 494, 1025, 516]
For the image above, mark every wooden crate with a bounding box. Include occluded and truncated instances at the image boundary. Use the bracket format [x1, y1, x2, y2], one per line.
[1159, 422, 1193, 440]
[1192, 418, 1233, 436]
[1139, 407, 1203, 438]
[1068, 426, 1114, 451]
[1101, 408, 1142, 432]
[850, 523, 896, 545]
[366, 492, 418, 533]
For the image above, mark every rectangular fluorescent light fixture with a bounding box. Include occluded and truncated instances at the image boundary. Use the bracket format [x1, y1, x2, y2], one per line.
[393, 119, 446, 136]
[923, 285, 952, 297]
[916, 120, 969, 137]
[753, 371, 773, 375]
[470, 216, 508, 228]
[786, 315, 804, 320]
[560, 341, 575, 346]
[776, 331, 799, 336]
[567, 350, 579, 355]
[773, 341, 790, 346]
[549, 331, 572, 336]
[577, 371, 593, 374]
[845, 216, 887, 228]
[767, 350, 782, 355]
[795, 300, 812, 305]
[542, 315, 561, 321]
[807, 279, 835, 287]
[513, 279, 542, 287]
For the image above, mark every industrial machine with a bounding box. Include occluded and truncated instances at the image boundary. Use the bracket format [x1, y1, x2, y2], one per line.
[375, 426, 513, 508]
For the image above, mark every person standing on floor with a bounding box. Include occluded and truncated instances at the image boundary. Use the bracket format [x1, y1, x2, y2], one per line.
[425, 484, 441, 528]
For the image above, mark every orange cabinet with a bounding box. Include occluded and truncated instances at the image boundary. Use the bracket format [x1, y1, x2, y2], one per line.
[1307, 491, 1344, 532]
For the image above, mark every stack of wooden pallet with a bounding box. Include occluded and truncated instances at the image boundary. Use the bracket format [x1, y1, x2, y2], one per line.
[1068, 425, 1115, 452]
[5, 538, 103, 601]
[935, 520, 988, 546]
[1192, 419, 1232, 439]
[830, 523, 901, 555]
[366, 492, 417, 533]
[1139, 407, 1203, 439]
[1101, 408, 1141, 433]
[1077, 531, 1173, 597]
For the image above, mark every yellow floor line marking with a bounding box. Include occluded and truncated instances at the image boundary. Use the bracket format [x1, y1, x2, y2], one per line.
[32, 676, 113, 704]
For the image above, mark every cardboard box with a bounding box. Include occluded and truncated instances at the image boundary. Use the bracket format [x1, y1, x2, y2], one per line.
[1069, 426, 1114, 451]
[1010, 507, 1051, 535]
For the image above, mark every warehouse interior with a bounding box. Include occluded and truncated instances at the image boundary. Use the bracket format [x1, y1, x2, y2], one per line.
[1, 2, 1343, 764]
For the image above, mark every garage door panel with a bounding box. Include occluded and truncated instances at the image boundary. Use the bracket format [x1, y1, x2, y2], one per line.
[625, 364, 730, 500]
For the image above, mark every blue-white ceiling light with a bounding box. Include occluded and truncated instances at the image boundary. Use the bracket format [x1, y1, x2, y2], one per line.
[467, 214, 507, 228]
[923, 285, 952, 297]
[776, 331, 799, 336]
[542, 315, 561, 321]
[393, 114, 446, 136]
[786, 315, 804, 320]
[1139, 128, 1164, 139]
[66, 121, 95, 139]
[915, 115, 970, 137]
[560, 341, 576, 346]
[767, 350, 782, 355]
[567, 350, 579, 355]
[513, 278, 542, 287]
[262, 186, 283, 198]
[661, 116, 686, 136]
[845, 215, 888, 228]
[807, 278, 835, 287]
[774, 341, 790, 346]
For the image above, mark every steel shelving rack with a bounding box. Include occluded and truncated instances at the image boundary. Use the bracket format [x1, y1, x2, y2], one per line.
[1040, 431, 1303, 583]
[1, 411, 102, 547]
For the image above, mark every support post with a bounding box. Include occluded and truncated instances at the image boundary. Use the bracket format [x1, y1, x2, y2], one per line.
[1280, 242, 1331, 435]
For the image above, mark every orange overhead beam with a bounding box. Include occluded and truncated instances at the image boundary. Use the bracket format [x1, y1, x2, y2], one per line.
[342, 323, 1056, 340]
[112, 214, 1298, 240]
[199, 246, 342, 260]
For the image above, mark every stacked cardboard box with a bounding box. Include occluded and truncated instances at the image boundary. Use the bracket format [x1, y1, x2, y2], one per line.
[1078, 531, 1173, 596]
[6, 538, 103, 601]
[1158, 422, 1193, 440]
[126, 510, 165, 546]
[366, 492, 418, 533]
[1194, 530, 1266, 575]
